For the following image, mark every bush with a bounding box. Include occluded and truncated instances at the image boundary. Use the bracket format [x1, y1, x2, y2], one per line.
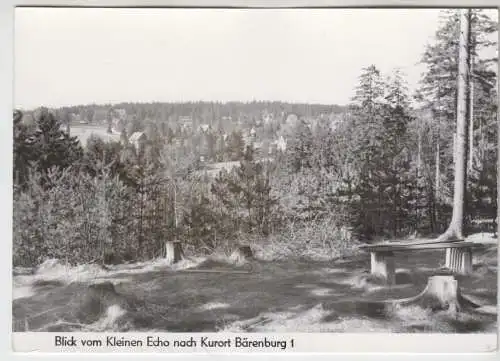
[102, 251, 121, 266]
[13, 166, 138, 267]
[250, 216, 359, 261]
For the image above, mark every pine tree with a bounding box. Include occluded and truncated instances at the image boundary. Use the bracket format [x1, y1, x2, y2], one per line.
[385, 68, 410, 109]
[227, 130, 245, 161]
[211, 147, 277, 236]
[29, 108, 83, 179]
[120, 128, 128, 145]
[335, 66, 416, 239]
[13, 110, 34, 188]
[106, 108, 113, 134]
[183, 191, 217, 250]
[417, 9, 497, 237]
[352, 65, 385, 111]
[287, 119, 314, 172]
[417, 9, 497, 159]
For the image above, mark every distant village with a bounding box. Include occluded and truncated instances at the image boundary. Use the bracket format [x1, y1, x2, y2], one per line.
[56, 104, 345, 169]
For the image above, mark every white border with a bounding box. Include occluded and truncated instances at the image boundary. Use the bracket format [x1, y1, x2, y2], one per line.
[8, 0, 500, 7]
[2, 0, 499, 359]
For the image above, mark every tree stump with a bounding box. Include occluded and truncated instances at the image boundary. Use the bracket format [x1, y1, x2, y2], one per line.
[395, 275, 478, 313]
[420, 276, 460, 312]
[73, 282, 131, 324]
[165, 241, 183, 265]
[370, 251, 395, 285]
[230, 245, 253, 264]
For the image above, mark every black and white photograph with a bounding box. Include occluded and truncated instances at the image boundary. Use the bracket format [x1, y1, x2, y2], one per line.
[11, 5, 498, 339]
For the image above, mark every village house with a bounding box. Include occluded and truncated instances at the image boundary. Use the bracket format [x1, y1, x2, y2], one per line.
[179, 116, 194, 132]
[276, 135, 287, 152]
[268, 135, 287, 154]
[329, 112, 347, 131]
[285, 113, 299, 127]
[307, 118, 320, 132]
[262, 111, 274, 124]
[114, 108, 127, 121]
[110, 108, 127, 133]
[112, 118, 126, 133]
[69, 112, 82, 124]
[181, 122, 193, 133]
[242, 127, 257, 149]
[129, 131, 147, 155]
[197, 124, 211, 133]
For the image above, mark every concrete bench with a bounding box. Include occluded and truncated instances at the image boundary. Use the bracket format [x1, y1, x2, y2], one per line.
[359, 241, 479, 285]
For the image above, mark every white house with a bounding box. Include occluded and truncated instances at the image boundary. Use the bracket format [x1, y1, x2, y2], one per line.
[129, 132, 147, 154]
[276, 135, 287, 152]
[114, 108, 127, 120]
[263, 112, 274, 124]
[285, 113, 299, 127]
[198, 124, 211, 133]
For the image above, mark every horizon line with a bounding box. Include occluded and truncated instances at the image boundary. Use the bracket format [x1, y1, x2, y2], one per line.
[16, 99, 354, 112]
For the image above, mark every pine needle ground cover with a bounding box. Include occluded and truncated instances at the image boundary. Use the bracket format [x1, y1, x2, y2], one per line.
[12, 240, 497, 333]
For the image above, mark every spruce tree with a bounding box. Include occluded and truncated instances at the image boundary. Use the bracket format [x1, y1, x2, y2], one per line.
[29, 108, 83, 179]
[13, 110, 33, 188]
[287, 119, 314, 173]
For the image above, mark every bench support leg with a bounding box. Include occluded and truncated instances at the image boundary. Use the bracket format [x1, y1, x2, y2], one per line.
[370, 251, 395, 285]
[445, 247, 472, 275]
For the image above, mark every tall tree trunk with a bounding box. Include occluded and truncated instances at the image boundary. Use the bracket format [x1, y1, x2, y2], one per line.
[435, 84, 442, 228]
[173, 181, 177, 230]
[480, 117, 484, 162]
[468, 56, 474, 172]
[435, 129, 440, 230]
[416, 125, 422, 234]
[437, 9, 472, 242]
[498, 81, 500, 239]
[435, 137, 440, 198]
[417, 125, 422, 175]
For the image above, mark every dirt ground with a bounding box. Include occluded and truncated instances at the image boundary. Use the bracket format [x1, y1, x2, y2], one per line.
[12, 242, 497, 333]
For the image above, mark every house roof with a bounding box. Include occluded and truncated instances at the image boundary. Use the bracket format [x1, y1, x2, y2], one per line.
[198, 124, 211, 132]
[129, 132, 146, 142]
[286, 113, 299, 124]
[112, 108, 127, 120]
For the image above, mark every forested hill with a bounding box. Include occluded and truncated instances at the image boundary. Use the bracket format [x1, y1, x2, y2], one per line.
[20, 101, 349, 127]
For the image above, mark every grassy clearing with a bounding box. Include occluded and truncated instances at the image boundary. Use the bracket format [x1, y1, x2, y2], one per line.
[12, 240, 497, 333]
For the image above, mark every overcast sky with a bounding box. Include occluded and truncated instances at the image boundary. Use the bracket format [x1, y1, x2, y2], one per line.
[14, 8, 497, 110]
